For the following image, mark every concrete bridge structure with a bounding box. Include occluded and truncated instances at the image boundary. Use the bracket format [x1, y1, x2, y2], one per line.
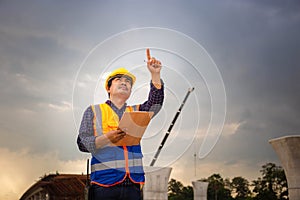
[269, 135, 300, 200]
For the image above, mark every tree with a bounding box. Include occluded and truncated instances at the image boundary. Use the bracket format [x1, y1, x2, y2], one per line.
[168, 178, 193, 200]
[252, 163, 288, 200]
[231, 176, 251, 199]
[202, 174, 233, 200]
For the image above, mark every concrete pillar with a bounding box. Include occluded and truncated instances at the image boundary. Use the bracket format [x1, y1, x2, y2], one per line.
[269, 135, 300, 200]
[143, 166, 172, 200]
[192, 181, 209, 200]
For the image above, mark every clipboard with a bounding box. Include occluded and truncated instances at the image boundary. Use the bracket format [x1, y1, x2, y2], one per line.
[114, 111, 154, 146]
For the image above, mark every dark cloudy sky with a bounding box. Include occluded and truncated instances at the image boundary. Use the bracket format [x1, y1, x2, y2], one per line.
[1, 1, 300, 199]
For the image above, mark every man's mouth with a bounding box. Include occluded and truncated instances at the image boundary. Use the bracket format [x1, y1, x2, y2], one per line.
[118, 85, 128, 90]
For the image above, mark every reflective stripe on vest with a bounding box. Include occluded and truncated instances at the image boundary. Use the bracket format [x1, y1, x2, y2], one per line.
[91, 158, 143, 172]
[91, 104, 102, 136]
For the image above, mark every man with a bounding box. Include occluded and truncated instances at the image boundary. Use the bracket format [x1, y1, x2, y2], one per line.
[77, 49, 164, 199]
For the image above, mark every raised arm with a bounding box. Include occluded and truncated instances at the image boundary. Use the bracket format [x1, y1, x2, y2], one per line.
[138, 49, 164, 116]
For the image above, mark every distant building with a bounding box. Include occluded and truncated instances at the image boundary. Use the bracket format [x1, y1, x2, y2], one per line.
[20, 173, 88, 200]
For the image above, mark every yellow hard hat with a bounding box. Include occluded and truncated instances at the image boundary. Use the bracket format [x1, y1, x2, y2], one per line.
[105, 68, 136, 91]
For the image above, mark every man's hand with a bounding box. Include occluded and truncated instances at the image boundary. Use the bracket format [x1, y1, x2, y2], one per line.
[95, 129, 126, 149]
[146, 48, 162, 74]
[146, 48, 162, 88]
[105, 129, 126, 144]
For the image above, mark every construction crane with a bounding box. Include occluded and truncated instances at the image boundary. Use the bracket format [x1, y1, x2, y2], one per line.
[150, 87, 195, 166]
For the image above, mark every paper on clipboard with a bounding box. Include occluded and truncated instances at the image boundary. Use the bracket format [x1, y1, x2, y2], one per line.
[115, 111, 154, 146]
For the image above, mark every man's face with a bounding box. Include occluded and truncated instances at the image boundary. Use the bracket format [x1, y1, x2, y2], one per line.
[108, 75, 132, 99]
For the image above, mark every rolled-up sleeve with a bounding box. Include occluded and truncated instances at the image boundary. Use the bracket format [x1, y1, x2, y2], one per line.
[139, 80, 164, 116]
[77, 106, 97, 153]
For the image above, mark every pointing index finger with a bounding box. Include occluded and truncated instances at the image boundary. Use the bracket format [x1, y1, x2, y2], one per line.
[146, 48, 151, 61]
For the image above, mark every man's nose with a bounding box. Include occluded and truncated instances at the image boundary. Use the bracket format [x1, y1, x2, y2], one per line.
[120, 79, 127, 85]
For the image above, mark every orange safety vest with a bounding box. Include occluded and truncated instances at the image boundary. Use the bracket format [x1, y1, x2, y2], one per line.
[90, 103, 144, 187]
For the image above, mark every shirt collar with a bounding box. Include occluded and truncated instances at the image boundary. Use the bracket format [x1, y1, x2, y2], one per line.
[105, 100, 127, 111]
